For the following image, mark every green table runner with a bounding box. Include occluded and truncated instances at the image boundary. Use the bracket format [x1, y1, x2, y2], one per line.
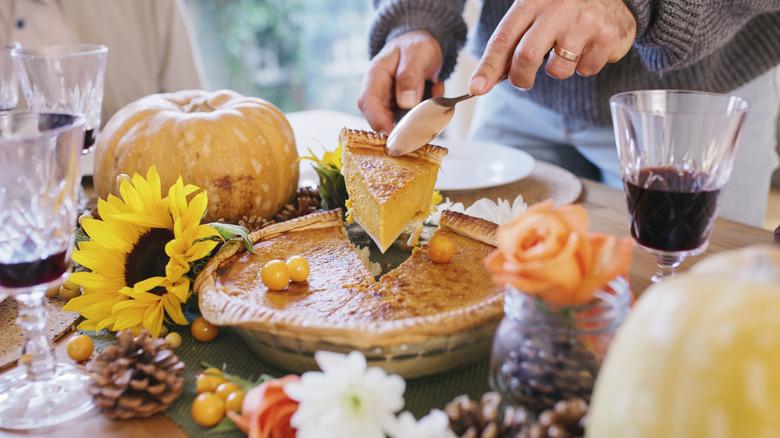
[88, 323, 491, 437]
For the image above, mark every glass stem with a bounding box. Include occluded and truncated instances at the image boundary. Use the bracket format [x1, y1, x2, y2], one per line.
[652, 254, 683, 283]
[15, 290, 56, 381]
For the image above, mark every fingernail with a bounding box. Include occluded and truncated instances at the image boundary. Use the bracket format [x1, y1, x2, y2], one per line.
[469, 76, 486, 93]
[398, 90, 417, 109]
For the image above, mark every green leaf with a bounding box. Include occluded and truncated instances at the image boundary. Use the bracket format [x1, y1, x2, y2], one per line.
[200, 361, 275, 392]
[206, 415, 238, 434]
[75, 226, 90, 244]
[313, 163, 348, 212]
[208, 222, 255, 254]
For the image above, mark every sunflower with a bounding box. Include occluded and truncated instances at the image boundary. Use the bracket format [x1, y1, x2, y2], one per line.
[64, 166, 222, 337]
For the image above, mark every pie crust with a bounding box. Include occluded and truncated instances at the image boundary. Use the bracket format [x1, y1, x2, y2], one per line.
[195, 209, 502, 351]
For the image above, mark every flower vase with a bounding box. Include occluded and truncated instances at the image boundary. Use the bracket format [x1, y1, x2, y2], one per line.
[488, 276, 631, 412]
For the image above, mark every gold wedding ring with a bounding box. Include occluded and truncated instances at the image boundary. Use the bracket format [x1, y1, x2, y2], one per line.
[553, 44, 580, 63]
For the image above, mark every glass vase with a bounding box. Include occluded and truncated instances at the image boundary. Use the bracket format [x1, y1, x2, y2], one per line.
[488, 277, 631, 412]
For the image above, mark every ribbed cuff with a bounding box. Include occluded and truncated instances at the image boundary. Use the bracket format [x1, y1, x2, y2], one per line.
[369, 0, 468, 80]
[628, 0, 704, 71]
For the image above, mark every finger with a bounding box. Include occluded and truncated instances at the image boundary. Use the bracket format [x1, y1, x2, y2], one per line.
[509, 17, 558, 89]
[396, 51, 439, 109]
[395, 30, 443, 108]
[574, 41, 611, 77]
[469, 2, 532, 95]
[573, 18, 629, 76]
[430, 81, 445, 98]
[545, 41, 584, 80]
[357, 50, 401, 134]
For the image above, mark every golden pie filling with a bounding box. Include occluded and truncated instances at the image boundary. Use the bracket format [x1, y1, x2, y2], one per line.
[195, 209, 503, 349]
[340, 128, 447, 253]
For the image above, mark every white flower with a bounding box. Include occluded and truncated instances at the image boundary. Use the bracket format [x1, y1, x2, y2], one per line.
[284, 351, 406, 438]
[389, 409, 457, 438]
[429, 195, 527, 226]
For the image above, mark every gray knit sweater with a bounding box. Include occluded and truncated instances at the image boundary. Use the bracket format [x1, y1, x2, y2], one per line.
[369, 0, 780, 125]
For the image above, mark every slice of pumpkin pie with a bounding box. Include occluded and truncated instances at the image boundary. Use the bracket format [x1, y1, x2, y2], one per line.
[340, 128, 447, 253]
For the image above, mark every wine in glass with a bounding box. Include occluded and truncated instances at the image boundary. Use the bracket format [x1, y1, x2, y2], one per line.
[610, 90, 749, 283]
[11, 44, 107, 152]
[0, 112, 94, 429]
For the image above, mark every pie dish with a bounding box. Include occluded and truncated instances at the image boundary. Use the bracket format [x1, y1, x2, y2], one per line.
[341, 128, 447, 253]
[194, 209, 503, 377]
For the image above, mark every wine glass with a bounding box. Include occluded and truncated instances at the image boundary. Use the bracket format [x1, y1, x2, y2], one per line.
[1, 42, 21, 111]
[0, 112, 93, 429]
[610, 90, 749, 283]
[11, 44, 108, 153]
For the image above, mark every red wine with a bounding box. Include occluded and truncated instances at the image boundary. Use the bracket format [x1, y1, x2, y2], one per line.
[0, 251, 69, 288]
[624, 167, 720, 252]
[84, 128, 95, 150]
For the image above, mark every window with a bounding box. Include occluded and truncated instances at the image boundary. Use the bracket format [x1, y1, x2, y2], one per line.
[185, 0, 371, 115]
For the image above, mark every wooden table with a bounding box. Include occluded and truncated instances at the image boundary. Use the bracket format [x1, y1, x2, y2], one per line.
[1, 174, 773, 438]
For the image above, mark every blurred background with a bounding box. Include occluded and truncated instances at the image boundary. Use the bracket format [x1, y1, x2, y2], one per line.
[185, 0, 371, 116]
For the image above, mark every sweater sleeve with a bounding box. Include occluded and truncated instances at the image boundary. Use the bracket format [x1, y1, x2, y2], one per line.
[369, 0, 468, 80]
[622, 0, 780, 72]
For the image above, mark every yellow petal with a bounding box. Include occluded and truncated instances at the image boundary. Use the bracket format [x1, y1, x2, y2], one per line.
[81, 219, 138, 251]
[142, 303, 165, 337]
[162, 294, 189, 325]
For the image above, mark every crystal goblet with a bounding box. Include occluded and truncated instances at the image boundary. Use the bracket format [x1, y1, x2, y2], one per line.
[0, 42, 21, 111]
[610, 90, 749, 283]
[11, 44, 107, 153]
[0, 112, 93, 429]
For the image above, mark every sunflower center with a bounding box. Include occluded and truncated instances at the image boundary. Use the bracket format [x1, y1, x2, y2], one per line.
[125, 228, 175, 296]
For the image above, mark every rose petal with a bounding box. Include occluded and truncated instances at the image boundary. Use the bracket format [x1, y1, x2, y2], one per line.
[575, 233, 634, 303]
[552, 203, 589, 236]
[226, 410, 250, 434]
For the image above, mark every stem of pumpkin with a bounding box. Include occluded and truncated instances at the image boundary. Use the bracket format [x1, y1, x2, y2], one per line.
[182, 96, 215, 113]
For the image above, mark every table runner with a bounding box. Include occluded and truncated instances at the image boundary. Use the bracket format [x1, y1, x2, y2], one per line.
[87, 323, 492, 437]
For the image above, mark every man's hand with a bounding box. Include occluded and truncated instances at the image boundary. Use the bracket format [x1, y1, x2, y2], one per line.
[358, 30, 445, 134]
[469, 0, 637, 95]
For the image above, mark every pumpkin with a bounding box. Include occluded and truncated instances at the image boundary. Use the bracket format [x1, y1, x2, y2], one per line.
[93, 89, 299, 222]
[587, 245, 780, 438]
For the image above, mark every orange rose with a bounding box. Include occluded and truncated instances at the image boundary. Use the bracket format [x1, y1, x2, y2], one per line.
[226, 374, 300, 438]
[484, 200, 633, 305]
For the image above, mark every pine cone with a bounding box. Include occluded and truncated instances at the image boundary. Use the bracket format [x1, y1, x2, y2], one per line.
[271, 187, 323, 223]
[445, 392, 529, 438]
[86, 330, 186, 420]
[518, 398, 588, 438]
[217, 187, 324, 232]
[228, 214, 274, 232]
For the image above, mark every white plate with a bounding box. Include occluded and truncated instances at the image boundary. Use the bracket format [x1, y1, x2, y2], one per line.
[433, 138, 535, 191]
[288, 110, 371, 188]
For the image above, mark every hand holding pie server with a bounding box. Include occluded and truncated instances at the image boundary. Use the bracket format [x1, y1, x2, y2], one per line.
[469, 0, 637, 94]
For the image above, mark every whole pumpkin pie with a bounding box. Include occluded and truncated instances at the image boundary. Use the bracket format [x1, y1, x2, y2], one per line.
[195, 209, 502, 375]
[340, 128, 447, 253]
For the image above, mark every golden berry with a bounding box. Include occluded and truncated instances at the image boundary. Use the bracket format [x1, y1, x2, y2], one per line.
[66, 334, 94, 362]
[428, 235, 455, 263]
[261, 259, 290, 290]
[285, 256, 310, 282]
[191, 392, 225, 427]
[191, 316, 219, 342]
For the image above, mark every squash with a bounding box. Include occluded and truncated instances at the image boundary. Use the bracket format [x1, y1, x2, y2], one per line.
[587, 245, 780, 437]
[93, 89, 299, 222]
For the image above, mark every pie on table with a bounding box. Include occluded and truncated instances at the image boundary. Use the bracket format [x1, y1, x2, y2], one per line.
[195, 209, 503, 377]
[340, 128, 448, 253]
